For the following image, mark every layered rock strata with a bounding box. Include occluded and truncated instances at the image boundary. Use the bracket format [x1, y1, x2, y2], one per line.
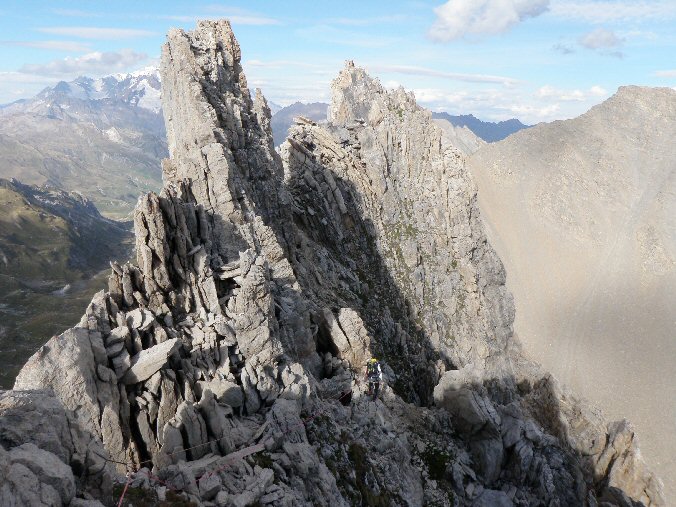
[0, 20, 665, 506]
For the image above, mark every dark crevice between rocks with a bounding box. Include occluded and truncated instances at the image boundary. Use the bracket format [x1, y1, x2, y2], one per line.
[128, 405, 152, 467]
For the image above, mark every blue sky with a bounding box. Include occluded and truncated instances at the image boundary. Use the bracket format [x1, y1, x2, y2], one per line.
[1, 0, 675, 123]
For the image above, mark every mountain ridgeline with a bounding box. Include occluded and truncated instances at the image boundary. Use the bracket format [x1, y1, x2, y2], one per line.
[432, 113, 530, 142]
[271, 102, 529, 146]
[469, 85, 676, 499]
[0, 20, 665, 507]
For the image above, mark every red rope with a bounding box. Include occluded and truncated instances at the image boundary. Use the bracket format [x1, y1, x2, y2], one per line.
[116, 472, 133, 507]
[115, 379, 362, 497]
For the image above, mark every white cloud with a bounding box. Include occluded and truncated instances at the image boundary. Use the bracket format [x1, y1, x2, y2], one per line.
[323, 15, 407, 26]
[589, 85, 607, 96]
[552, 42, 575, 54]
[0, 40, 91, 52]
[537, 85, 584, 101]
[245, 59, 323, 69]
[0, 71, 61, 104]
[51, 8, 104, 18]
[37, 27, 157, 39]
[413, 86, 565, 123]
[368, 64, 520, 86]
[655, 70, 676, 78]
[19, 49, 148, 76]
[549, 1, 676, 23]
[508, 103, 561, 121]
[536, 85, 608, 101]
[429, 0, 550, 41]
[579, 28, 624, 49]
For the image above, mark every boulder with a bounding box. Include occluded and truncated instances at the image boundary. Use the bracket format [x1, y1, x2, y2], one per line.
[9, 443, 76, 504]
[320, 308, 371, 369]
[127, 308, 155, 331]
[196, 379, 243, 407]
[122, 338, 181, 384]
[473, 489, 514, 507]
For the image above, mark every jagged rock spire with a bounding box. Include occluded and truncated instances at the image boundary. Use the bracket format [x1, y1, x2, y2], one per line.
[2, 19, 665, 507]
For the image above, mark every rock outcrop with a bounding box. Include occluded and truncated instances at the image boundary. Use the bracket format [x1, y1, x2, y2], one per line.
[0, 20, 665, 506]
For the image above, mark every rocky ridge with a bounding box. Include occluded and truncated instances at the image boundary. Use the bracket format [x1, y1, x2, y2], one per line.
[0, 20, 665, 506]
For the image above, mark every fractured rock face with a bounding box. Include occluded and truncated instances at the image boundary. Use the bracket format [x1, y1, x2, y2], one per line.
[1, 19, 666, 507]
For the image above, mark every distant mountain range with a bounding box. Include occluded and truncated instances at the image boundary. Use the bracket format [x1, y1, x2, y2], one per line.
[431, 112, 530, 142]
[0, 178, 132, 387]
[0, 71, 530, 212]
[270, 102, 329, 146]
[269, 102, 529, 146]
[0, 68, 166, 219]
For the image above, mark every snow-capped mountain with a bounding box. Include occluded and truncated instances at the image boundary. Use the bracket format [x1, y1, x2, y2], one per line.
[0, 67, 166, 218]
[42, 66, 161, 112]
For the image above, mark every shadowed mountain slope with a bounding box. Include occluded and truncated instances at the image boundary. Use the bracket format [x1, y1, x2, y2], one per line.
[469, 85, 676, 499]
[0, 178, 132, 387]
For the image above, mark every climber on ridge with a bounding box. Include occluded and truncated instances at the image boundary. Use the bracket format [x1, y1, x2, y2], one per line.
[365, 358, 383, 401]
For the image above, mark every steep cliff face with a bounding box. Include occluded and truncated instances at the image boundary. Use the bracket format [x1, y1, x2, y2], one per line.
[1, 20, 665, 506]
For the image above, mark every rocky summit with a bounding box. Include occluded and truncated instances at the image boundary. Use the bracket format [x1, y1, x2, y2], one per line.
[0, 20, 665, 507]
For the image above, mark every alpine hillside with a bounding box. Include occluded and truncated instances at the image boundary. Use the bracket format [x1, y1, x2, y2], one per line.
[469, 86, 676, 498]
[0, 178, 132, 387]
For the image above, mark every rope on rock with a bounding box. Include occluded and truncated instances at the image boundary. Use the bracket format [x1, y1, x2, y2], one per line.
[116, 470, 133, 507]
[110, 379, 362, 504]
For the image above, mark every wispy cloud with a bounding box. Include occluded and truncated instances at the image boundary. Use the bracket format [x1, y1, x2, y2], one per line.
[655, 70, 676, 78]
[296, 25, 401, 48]
[536, 84, 608, 101]
[20, 49, 148, 76]
[368, 64, 520, 86]
[0, 71, 61, 103]
[161, 14, 279, 25]
[429, 0, 550, 41]
[410, 86, 563, 123]
[549, 1, 676, 23]
[37, 27, 157, 39]
[579, 28, 624, 49]
[51, 8, 104, 18]
[552, 42, 575, 54]
[323, 14, 408, 26]
[0, 40, 91, 52]
[245, 59, 325, 69]
[577, 28, 625, 57]
[199, 5, 280, 25]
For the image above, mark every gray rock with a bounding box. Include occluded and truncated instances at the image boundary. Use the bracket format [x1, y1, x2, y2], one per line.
[321, 308, 370, 369]
[199, 471, 222, 500]
[174, 401, 210, 460]
[196, 379, 243, 407]
[473, 489, 514, 507]
[127, 308, 155, 331]
[122, 338, 180, 384]
[9, 442, 76, 504]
